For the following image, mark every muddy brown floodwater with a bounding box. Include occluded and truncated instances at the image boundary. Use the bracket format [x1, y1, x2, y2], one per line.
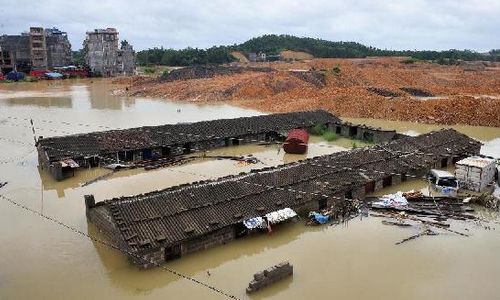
[1, 79, 499, 300]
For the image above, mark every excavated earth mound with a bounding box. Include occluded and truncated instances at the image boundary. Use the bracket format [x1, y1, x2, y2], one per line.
[119, 57, 500, 127]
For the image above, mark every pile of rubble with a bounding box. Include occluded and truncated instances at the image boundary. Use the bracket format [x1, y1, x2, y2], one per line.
[367, 189, 500, 245]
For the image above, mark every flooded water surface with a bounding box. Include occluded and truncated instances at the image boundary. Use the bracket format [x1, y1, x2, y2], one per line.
[1, 79, 499, 300]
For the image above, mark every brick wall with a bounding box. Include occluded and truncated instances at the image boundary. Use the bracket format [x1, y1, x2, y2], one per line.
[247, 261, 293, 293]
[181, 226, 234, 256]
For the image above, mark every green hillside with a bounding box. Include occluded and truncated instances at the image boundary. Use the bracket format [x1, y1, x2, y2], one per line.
[136, 34, 499, 66]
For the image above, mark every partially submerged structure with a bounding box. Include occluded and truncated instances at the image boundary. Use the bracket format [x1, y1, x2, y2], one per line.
[36, 110, 403, 181]
[37, 110, 341, 180]
[82, 28, 136, 76]
[85, 129, 480, 268]
[247, 261, 293, 293]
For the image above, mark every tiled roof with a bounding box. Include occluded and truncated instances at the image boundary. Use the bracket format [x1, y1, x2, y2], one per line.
[38, 110, 340, 162]
[92, 129, 480, 254]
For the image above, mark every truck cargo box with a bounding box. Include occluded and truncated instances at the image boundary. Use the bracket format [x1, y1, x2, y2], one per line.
[455, 156, 496, 192]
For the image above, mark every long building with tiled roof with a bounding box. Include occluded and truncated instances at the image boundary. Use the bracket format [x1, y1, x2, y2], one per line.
[37, 110, 343, 180]
[85, 129, 480, 268]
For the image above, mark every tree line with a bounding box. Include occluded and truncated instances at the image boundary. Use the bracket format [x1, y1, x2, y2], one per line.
[136, 34, 500, 66]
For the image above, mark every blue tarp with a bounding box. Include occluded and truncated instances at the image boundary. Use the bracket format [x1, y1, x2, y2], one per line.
[45, 72, 63, 79]
[312, 212, 330, 224]
[6, 71, 25, 81]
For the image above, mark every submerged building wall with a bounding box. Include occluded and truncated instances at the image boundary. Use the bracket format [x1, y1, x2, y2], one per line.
[37, 110, 341, 180]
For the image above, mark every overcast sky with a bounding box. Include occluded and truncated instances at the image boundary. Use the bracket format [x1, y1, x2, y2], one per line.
[1, 0, 499, 52]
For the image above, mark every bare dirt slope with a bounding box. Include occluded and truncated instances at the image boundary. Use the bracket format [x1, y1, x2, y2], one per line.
[120, 57, 500, 127]
[230, 51, 249, 63]
[280, 50, 314, 60]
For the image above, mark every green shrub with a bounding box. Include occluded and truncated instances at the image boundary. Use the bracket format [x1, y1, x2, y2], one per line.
[160, 70, 171, 79]
[322, 131, 338, 141]
[143, 67, 156, 74]
[400, 57, 418, 64]
[331, 65, 341, 76]
[311, 124, 328, 135]
[351, 142, 358, 149]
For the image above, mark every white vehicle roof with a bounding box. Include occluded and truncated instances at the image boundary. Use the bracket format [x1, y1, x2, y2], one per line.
[430, 169, 456, 179]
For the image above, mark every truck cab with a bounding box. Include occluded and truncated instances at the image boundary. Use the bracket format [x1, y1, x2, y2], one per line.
[428, 169, 459, 196]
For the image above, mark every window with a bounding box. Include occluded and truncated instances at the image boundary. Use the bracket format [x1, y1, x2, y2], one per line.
[318, 198, 327, 210]
[437, 178, 458, 188]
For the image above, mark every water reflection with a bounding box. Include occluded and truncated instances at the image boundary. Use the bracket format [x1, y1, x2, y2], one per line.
[0, 79, 134, 110]
[38, 142, 349, 199]
[87, 80, 130, 110]
[5, 96, 73, 108]
[89, 221, 304, 293]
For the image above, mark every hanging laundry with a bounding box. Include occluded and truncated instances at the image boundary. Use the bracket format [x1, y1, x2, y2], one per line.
[243, 217, 264, 229]
[265, 208, 298, 224]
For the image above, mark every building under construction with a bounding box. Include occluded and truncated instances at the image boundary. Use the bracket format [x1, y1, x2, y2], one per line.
[0, 27, 72, 73]
[85, 129, 481, 268]
[82, 28, 136, 76]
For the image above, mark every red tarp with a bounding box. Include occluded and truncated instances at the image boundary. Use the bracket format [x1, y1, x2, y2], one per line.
[30, 70, 50, 78]
[61, 69, 89, 77]
[283, 128, 309, 154]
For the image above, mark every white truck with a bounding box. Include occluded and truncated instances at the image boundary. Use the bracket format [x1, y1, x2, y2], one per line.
[455, 156, 497, 192]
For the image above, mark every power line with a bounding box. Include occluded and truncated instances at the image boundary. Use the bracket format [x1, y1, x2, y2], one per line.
[0, 193, 241, 300]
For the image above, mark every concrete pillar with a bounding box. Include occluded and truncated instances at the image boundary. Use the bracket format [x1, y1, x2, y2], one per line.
[356, 127, 364, 140]
[392, 174, 402, 186]
[50, 162, 63, 181]
[340, 124, 351, 137]
[352, 186, 366, 199]
[84, 194, 96, 210]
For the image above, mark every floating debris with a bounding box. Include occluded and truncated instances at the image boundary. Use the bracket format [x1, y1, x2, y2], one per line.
[307, 198, 361, 226]
[203, 154, 261, 164]
[142, 156, 194, 170]
[104, 163, 132, 170]
[395, 228, 438, 245]
[81, 171, 115, 187]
